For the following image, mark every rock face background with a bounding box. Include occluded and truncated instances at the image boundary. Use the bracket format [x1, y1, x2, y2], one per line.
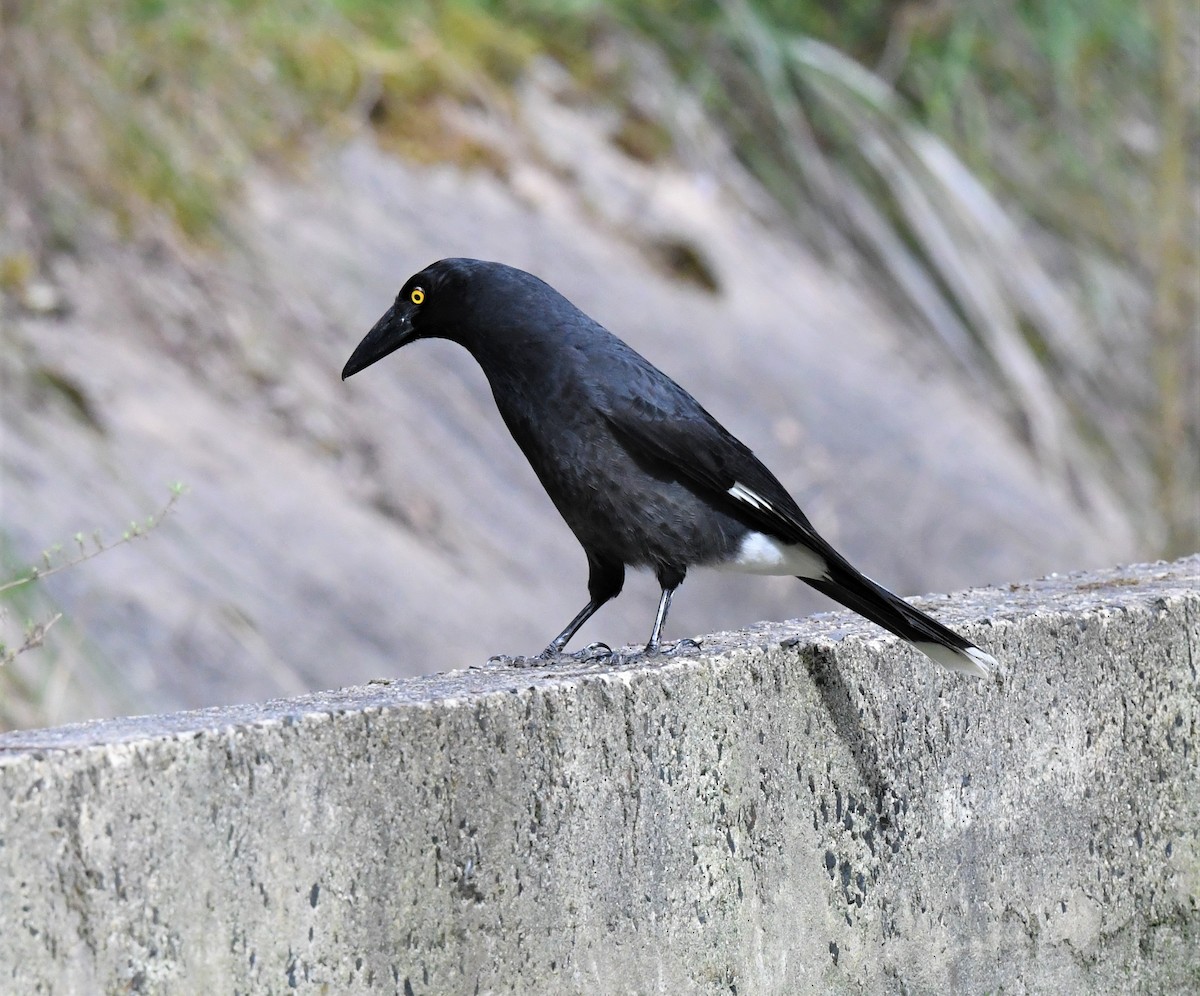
[1, 80, 1139, 727]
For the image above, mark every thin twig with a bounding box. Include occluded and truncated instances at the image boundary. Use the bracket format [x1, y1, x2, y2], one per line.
[0, 485, 186, 596]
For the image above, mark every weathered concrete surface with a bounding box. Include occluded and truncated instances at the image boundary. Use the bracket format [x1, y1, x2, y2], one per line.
[0, 558, 1196, 994]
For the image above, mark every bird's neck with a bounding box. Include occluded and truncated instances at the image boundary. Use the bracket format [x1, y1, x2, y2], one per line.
[457, 322, 566, 392]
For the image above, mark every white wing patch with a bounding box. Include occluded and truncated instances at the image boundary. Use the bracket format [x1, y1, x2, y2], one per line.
[719, 530, 828, 580]
[727, 481, 773, 513]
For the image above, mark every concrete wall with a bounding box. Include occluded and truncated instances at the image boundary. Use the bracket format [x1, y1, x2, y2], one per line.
[1, 558, 1196, 995]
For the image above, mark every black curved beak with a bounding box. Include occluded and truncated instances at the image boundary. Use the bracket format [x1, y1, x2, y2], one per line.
[342, 302, 416, 380]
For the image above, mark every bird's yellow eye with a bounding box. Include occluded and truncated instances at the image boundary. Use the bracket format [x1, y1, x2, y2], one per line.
[410, 287, 425, 305]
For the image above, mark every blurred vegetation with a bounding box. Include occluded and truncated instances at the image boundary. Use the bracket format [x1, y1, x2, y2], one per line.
[0, 488, 185, 730]
[2, 0, 1196, 555]
[0, 0, 541, 241]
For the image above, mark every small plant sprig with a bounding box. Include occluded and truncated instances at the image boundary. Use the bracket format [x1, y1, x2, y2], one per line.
[0, 483, 186, 667]
[0, 613, 64, 670]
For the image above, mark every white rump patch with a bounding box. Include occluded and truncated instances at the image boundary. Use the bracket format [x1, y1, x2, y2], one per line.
[719, 530, 827, 580]
[913, 641, 996, 678]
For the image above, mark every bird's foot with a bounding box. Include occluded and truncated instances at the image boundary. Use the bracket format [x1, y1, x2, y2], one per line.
[642, 638, 702, 658]
[481, 653, 522, 668]
[501, 650, 557, 669]
[501, 642, 598, 668]
[499, 641, 620, 669]
[574, 641, 614, 661]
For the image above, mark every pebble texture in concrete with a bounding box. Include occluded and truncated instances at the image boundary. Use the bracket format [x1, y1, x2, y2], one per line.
[0, 558, 1197, 994]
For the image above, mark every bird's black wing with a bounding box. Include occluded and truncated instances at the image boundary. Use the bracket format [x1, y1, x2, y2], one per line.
[590, 345, 827, 550]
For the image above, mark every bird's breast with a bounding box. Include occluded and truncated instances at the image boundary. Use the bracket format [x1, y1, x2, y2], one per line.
[483, 358, 746, 572]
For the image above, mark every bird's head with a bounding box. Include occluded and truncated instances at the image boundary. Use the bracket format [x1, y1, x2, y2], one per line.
[342, 259, 456, 380]
[341, 257, 552, 380]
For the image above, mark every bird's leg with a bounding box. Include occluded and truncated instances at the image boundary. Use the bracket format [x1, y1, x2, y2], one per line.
[527, 557, 623, 663]
[539, 598, 606, 659]
[535, 556, 623, 659]
[643, 587, 675, 654]
[643, 585, 701, 656]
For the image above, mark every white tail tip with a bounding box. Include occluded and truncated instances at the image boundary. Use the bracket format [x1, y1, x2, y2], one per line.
[913, 641, 996, 678]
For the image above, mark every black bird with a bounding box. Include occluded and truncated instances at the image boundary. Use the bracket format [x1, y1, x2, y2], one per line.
[343, 258, 996, 677]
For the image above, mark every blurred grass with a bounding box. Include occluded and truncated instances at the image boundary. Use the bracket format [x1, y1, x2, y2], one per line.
[3, 0, 1195, 553]
[2, 0, 539, 239]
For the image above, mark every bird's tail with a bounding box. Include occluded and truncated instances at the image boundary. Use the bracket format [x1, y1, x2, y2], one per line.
[800, 559, 995, 678]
